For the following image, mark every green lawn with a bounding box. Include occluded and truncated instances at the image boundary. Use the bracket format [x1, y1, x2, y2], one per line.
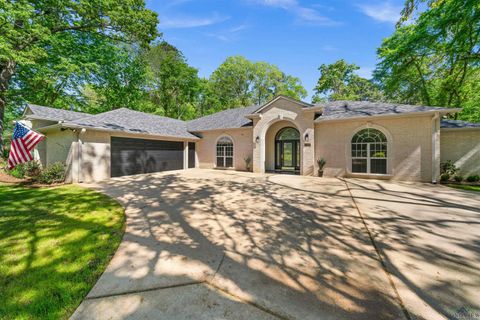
[447, 184, 480, 192]
[0, 184, 125, 320]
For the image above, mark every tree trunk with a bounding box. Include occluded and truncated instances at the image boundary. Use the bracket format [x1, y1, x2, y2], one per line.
[0, 60, 17, 155]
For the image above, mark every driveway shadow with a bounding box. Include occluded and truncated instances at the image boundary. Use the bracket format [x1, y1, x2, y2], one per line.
[345, 179, 480, 320]
[73, 170, 408, 320]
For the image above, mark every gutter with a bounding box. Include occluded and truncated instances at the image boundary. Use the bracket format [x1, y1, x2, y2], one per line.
[314, 108, 463, 124]
[38, 122, 200, 141]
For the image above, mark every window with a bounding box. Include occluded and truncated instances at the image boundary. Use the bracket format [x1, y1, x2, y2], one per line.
[351, 128, 387, 174]
[276, 127, 300, 140]
[216, 136, 233, 168]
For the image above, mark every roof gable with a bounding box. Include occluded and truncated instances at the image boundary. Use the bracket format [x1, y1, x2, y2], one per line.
[253, 95, 312, 114]
[24, 104, 91, 122]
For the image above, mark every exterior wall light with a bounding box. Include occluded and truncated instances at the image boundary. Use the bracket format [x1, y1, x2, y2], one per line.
[304, 133, 309, 142]
[255, 136, 260, 143]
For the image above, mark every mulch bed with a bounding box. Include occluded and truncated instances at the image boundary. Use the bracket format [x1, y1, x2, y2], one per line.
[0, 171, 26, 184]
[0, 171, 65, 188]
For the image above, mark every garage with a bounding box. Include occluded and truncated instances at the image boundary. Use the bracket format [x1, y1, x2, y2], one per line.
[111, 137, 184, 177]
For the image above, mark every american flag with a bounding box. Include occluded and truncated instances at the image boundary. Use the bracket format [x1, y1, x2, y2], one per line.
[8, 122, 44, 170]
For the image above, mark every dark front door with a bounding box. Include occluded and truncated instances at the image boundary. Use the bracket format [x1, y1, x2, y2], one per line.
[188, 142, 195, 168]
[111, 137, 184, 177]
[275, 140, 300, 171]
[275, 127, 300, 173]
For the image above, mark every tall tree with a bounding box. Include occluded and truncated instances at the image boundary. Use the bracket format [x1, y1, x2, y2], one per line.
[312, 59, 383, 103]
[83, 44, 152, 114]
[0, 0, 158, 152]
[375, 0, 480, 120]
[208, 56, 307, 110]
[143, 41, 200, 120]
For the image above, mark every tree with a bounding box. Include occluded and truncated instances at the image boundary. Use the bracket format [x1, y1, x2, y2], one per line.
[208, 56, 307, 110]
[0, 0, 158, 152]
[143, 41, 200, 120]
[312, 59, 383, 103]
[375, 0, 480, 120]
[84, 44, 152, 114]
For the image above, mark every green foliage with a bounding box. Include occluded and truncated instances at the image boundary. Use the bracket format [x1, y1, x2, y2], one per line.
[35, 162, 66, 184]
[208, 56, 307, 111]
[0, 0, 159, 150]
[317, 158, 326, 170]
[143, 41, 201, 120]
[375, 0, 480, 121]
[313, 60, 383, 103]
[9, 163, 27, 179]
[24, 160, 41, 177]
[440, 173, 450, 182]
[440, 160, 459, 176]
[0, 185, 124, 319]
[447, 184, 480, 192]
[466, 175, 480, 183]
[454, 175, 464, 183]
[244, 156, 252, 171]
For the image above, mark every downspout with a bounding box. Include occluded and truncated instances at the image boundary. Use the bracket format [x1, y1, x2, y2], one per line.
[77, 128, 86, 183]
[431, 112, 440, 184]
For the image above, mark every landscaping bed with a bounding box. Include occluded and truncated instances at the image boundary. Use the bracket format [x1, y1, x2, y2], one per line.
[0, 184, 125, 319]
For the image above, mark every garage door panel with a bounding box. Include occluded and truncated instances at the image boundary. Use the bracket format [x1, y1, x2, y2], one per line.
[111, 137, 184, 177]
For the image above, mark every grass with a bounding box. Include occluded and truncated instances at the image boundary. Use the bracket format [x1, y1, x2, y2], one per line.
[0, 184, 125, 320]
[447, 184, 480, 192]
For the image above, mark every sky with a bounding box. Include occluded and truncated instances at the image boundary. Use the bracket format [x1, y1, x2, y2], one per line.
[145, 0, 405, 100]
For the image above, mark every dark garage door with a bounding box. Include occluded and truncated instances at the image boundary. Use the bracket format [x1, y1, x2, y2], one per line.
[111, 137, 184, 177]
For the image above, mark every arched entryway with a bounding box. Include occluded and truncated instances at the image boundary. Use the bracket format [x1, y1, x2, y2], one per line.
[275, 127, 300, 173]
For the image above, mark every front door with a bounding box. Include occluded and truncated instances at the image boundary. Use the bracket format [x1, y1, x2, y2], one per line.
[275, 127, 300, 173]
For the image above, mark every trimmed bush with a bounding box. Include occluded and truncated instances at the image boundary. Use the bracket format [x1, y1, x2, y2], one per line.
[35, 162, 66, 184]
[454, 175, 463, 182]
[24, 161, 42, 177]
[440, 173, 450, 182]
[466, 175, 480, 183]
[440, 160, 458, 176]
[9, 163, 27, 179]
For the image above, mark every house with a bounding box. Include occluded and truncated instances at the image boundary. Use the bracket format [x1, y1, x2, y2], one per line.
[21, 96, 480, 183]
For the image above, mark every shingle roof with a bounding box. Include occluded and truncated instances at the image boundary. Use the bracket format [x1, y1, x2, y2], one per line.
[66, 108, 199, 139]
[440, 119, 480, 129]
[187, 105, 260, 132]
[315, 101, 457, 122]
[26, 104, 91, 121]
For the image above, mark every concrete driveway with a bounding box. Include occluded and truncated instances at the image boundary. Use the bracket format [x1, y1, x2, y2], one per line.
[70, 170, 480, 320]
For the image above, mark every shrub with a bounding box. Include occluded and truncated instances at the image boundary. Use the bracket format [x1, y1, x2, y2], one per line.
[466, 175, 480, 183]
[244, 156, 252, 171]
[9, 163, 27, 179]
[35, 162, 66, 184]
[440, 173, 450, 182]
[24, 161, 42, 177]
[317, 158, 326, 170]
[440, 160, 458, 176]
[454, 175, 463, 182]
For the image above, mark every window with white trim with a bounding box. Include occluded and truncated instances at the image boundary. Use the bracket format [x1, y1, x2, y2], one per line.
[216, 136, 233, 168]
[351, 128, 387, 174]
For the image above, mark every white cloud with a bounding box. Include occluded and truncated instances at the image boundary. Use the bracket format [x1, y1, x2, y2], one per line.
[359, 2, 402, 24]
[355, 67, 374, 79]
[206, 23, 250, 42]
[160, 14, 230, 29]
[321, 44, 337, 52]
[252, 0, 339, 26]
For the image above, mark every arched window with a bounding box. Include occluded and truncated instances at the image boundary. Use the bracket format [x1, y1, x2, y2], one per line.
[276, 127, 300, 140]
[351, 128, 387, 174]
[216, 136, 233, 168]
